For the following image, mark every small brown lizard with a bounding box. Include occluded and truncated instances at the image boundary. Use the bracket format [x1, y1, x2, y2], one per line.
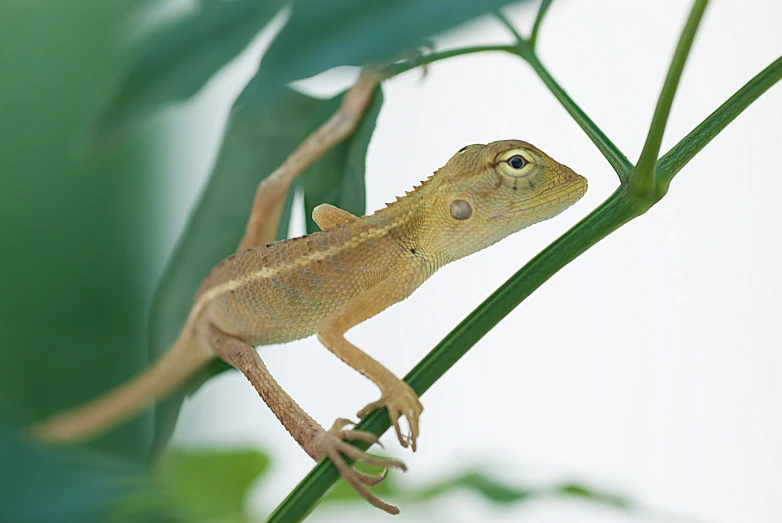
[32, 139, 586, 513]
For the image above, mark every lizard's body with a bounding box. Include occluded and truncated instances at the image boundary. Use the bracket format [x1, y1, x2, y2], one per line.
[200, 197, 430, 346]
[32, 140, 587, 513]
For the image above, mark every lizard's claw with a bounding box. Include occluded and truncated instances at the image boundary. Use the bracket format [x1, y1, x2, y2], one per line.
[357, 383, 423, 452]
[312, 419, 406, 515]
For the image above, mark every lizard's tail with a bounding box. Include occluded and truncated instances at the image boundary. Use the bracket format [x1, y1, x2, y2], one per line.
[29, 333, 215, 444]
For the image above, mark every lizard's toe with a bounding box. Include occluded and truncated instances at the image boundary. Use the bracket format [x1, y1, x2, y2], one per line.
[313, 428, 405, 514]
[358, 383, 423, 451]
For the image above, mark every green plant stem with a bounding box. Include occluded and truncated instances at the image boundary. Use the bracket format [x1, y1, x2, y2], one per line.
[495, 10, 525, 43]
[658, 54, 782, 188]
[388, 42, 631, 181]
[513, 40, 633, 180]
[632, 0, 708, 197]
[530, 0, 554, 49]
[495, 8, 632, 179]
[385, 44, 517, 77]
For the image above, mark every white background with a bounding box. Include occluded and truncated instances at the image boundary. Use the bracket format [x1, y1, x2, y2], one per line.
[162, 1, 782, 521]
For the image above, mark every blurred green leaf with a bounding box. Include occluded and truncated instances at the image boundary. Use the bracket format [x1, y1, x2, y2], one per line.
[414, 471, 532, 504]
[157, 449, 270, 522]
[255, 0, 532, 101]
[96, 0, 285, 142]
[0, 422, 166, 523]
[319, 463, 633, 514]
[0, 0, 160, 461]
[557, 482, 633, 509]
[412, 471, 632, 509]
[149, 78, 383, 456]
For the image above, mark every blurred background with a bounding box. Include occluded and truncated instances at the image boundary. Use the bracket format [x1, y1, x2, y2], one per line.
[1, 0, 780, 522]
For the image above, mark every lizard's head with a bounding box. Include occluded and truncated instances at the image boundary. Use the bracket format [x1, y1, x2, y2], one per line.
[421, 139, 587, 261]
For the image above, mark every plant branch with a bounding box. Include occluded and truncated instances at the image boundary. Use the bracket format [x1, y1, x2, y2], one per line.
[495, 9, 525, 43]
[632, 0, 709, 195]
[384, 44, 517, 78]
[388, 40, 632, 180]
[513, 40, 633, 180]
[658, 54, 782, 187]
[530, 0, 554, 49]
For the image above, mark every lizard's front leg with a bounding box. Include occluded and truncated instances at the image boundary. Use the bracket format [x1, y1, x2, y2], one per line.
[312, 203, 358, 229]
[318, 278, 424, 451]
[200, 322, 405, 514]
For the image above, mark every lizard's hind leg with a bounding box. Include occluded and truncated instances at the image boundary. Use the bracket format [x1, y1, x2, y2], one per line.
[201, 322, 405, 514]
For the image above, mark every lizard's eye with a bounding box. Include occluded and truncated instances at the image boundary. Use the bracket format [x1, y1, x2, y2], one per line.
[508, 155, 527, 169]
[498, 149, 534, 178]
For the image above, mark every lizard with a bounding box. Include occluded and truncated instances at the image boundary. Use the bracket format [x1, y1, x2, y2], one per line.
[31, 139, 587, 514]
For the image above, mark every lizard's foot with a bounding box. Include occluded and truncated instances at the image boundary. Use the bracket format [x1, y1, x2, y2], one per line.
[312, 418, 406, 515]
[357, 383, 423, 451]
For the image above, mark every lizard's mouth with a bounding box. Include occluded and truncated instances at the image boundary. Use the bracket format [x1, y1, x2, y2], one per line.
[489, 175, 588, 220]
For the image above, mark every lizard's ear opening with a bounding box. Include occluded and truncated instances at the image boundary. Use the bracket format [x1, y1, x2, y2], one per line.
[450, 199, 473, 220]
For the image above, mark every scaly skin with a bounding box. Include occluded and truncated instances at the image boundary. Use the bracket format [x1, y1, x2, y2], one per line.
[31, 140, 587, 514]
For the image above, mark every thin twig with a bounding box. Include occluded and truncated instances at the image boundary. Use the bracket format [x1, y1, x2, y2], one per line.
[495, 9, 525, 43]
[530, 0, 555, 49]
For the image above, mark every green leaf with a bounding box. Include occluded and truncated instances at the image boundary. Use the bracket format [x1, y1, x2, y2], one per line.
[319, 463, 633, 513]
[148, 78, 383, 456]
[557, 482, 632, 509]
[95, 0, 285, 143]
[158, 449, 270, 522]
[414, 471, 532, 504]
[300, 91, 383, 234]
[254, 0, 533, 101]
[414, 471, 633, 509]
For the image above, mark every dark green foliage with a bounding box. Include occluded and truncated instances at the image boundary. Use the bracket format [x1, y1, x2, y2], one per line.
[96, 0, 286, 142]
[0, 0, 158, 462]
[257, 0, 527, 95]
